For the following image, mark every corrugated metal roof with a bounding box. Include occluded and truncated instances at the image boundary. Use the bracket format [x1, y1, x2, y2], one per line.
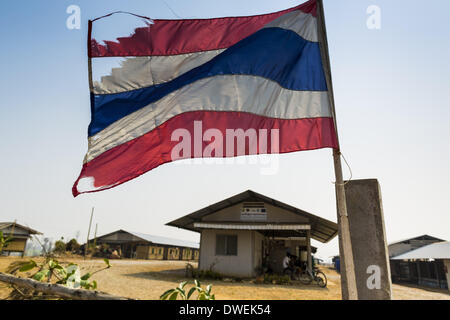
[127, 231, 199, 249]
[0, 222, 42, 235]
[388, 234, 445, 246]
[391, 241, 450, 260]
[193, 223, 310, 230]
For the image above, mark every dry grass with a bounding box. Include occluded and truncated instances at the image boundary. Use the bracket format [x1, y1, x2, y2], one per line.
[1, 257, 449, 300]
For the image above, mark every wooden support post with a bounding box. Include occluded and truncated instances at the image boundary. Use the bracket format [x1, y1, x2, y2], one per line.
[434, 262, 440, 288]
[417, 261, 421, 285]
[198, 232, 203, 268]
[306, 230, 312, 273]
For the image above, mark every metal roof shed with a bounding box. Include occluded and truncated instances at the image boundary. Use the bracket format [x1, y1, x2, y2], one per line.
[89, 229, 199, 259]
[390, 241, 450, 291]
[391, 242, 450, 260]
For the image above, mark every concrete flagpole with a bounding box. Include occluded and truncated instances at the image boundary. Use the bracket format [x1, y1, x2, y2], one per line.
[316, 0, 358, 300]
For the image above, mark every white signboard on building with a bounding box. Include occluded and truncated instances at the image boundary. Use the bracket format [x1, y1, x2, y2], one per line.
[240, 202, 267, 221]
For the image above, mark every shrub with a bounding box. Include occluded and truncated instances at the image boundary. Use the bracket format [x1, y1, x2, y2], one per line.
[192, 269, 223, 280]
[185, 263, 222, 280]
[53, 239, 66, 254]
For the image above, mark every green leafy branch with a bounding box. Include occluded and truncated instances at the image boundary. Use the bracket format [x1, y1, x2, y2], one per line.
[160, 280, 215, 300]
[0, 231, 13, 253]
[7, 258, 111, 297]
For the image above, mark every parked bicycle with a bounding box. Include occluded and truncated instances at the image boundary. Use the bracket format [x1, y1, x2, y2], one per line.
[298, 267, 327, 288]
[283, 260, 327, 288]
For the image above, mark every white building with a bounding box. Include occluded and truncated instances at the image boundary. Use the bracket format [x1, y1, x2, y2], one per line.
[167, 190, 338, 278]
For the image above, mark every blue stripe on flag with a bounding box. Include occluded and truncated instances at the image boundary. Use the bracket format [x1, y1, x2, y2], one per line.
[89, 27, 327, 137]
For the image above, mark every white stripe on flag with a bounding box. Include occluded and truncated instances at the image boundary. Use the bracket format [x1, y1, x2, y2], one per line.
[262, 9, 317, 42]
[91, 10, 318, 95]
[86, 74, 330, 163]
[92, 50, 225, 94]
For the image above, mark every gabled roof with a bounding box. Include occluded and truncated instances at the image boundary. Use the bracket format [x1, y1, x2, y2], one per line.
[391, 241, 450, 260]
[127, 231, 199, 249]
[166, 190, 338, 243]
[93, 229, 199, 249]
[388, 234, 445, 246]
[0, 222, 42, 235]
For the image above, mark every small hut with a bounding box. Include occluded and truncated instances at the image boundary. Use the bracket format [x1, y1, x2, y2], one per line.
[0, 222, 42, 257]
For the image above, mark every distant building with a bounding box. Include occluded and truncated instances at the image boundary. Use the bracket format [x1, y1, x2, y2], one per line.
[89, 229, 199, 260]
[389, 235, 449, 290]
[388, 235, 444, 258]
[167, 190, 338, 278]
[0, 222, 42, 257]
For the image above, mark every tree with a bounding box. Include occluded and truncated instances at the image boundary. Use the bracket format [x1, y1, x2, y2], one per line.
[66, 239, 80, 253]
[53, 238, 66, 254]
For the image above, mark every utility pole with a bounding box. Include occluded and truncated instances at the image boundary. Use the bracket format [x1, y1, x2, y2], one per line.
[93, 223, 98, 253]
[85, 207, 94, 259]
[316, 0, 358, 300]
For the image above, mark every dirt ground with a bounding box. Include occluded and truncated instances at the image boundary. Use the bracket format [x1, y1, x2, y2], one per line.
[1, 257, 449, 300]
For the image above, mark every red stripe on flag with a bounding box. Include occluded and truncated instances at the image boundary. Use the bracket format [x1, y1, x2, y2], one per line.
[90, 1, 317, 57]
[73, 110, 337, 197]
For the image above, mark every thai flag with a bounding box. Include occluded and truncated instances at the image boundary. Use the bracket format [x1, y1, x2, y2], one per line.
[73, 0, 337, 197]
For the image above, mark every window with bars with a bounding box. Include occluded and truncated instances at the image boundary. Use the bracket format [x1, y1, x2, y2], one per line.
[216, 235, 238, 256]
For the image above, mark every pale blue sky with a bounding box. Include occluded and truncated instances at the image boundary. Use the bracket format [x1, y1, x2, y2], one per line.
[1, 0, 449, 259]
